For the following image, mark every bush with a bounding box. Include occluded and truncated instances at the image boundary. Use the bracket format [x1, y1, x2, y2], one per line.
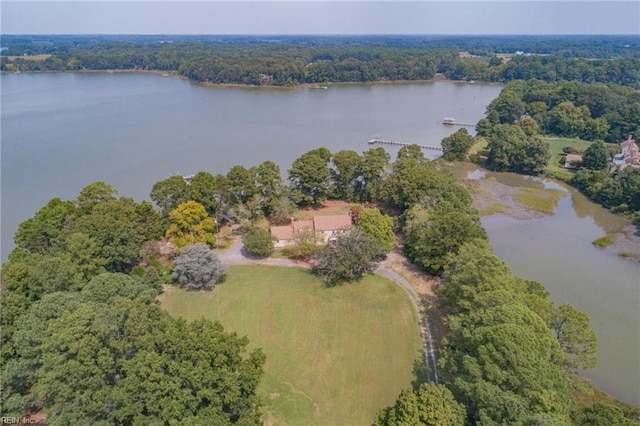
[172, 243, 227, 290]
[562, 146, 583, 154]
[242, 227, 275, 258]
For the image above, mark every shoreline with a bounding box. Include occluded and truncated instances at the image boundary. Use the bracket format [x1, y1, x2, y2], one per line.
[1, 68, 488, 89]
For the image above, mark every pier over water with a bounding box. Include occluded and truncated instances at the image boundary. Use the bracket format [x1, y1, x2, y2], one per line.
[368, 138, 443, 151]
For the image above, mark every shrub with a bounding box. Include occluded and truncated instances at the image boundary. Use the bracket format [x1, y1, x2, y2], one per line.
[242, 227, 275, 258]
[172, 243, 227, 290]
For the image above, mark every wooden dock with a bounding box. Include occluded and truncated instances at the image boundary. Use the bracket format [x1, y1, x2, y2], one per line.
[368, 139, 443, 151]
[448, 122, 476, 128]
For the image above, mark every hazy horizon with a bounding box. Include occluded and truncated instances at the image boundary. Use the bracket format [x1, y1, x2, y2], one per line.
[2, 1, 639, 36]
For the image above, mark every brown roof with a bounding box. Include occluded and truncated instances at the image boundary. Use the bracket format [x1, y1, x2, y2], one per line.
[270, 225, 294, 241]
[313, 214, 352, 232]
[565, 154, 583, 162]
[293, 220, 314, 234]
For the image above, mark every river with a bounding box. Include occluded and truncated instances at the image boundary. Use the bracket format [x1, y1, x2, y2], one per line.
[1, 73, 638, 404]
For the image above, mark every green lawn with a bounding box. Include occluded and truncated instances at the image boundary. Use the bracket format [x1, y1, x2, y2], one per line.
[161, 265, 422, 425]
[545, 137, 593, 180]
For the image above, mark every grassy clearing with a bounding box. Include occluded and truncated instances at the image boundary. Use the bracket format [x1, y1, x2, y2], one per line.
[545, 137, 593, 180]
[161, 265, 422, 425]
[592, 234, 616, 248]
[470, 137, 489, 155]
[513, 187, 564, 214]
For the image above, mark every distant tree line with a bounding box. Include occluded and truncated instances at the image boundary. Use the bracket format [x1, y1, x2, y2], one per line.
[2, 36, 639, 88]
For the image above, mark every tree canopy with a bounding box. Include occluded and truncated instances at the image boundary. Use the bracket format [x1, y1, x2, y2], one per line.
[312, 228, 385, 286]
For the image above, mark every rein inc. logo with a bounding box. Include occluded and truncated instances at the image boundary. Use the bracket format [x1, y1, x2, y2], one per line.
[1, 419, 36, 424]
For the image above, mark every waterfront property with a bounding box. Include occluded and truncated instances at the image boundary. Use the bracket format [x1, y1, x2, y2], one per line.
[270, 213, 352, 247]
[564, 154, 583, 169]
[613, 135, 640, 171]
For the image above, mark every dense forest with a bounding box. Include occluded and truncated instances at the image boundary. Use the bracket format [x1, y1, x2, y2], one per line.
[2, 145, 638, 424]
[2, 35, 640, 88]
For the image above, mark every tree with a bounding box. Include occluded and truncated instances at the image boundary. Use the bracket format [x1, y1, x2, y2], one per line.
[521, 135, 551, 175]
[582, 140, 610, 170]
[518, 116, 540, 136]
[134, 200, 164, 241]
[312, 228, 385, 286]
[64, 232, 107, 284]
[355, 208, 395, 253]
[188, 171, 219, 217]
[242, 227, 275, 258]
[362, 147, 391, 202]
[397, 144, 426, 161]
[487, 124, 550, 175]
[165, 201, 216, 248]
[23, 299, 264, 424]
[487, 90, 526, 124]
[441, 128, 475, 161]
[71, 198, 148, 272]
[172, 243, 227, 290]
[82, 272, 160, 304]
[444, 305, 572, 424]
[476, 118, 493, 137]
[150, 175, 190, 217]
[76, 181, 118, 214]
[577, 402, 635, 426]
[545, 101, 591, 138]
[14, 197, 76, 255]
[404, 201, 486, 275]
[439, 239, 528, 315]
[227, 165, 257, 205]
[269, 198, 297, 225]
[288, 148, 332, 206]
[286, 228, 320, 260]
[331, 150, 364, 201]
[550, 303, 597, 370]
[375, 383, 466, 426]
[619, 167, 640, 210]
[254, 160, 286, 216]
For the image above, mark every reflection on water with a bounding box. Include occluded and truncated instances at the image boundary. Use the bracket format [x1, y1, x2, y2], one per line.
[456, 164, 639, 404]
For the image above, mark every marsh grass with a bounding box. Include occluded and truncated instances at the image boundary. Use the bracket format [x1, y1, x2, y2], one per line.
[513, 187, 564, 214]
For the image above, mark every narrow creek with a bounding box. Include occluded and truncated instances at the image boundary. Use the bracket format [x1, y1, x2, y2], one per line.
[453, 164, 640, 404]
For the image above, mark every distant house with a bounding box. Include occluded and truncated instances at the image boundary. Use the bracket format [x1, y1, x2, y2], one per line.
[564, 154, 583, 169]
[613, 135, 640, 171]
[270, 214, 352, 248]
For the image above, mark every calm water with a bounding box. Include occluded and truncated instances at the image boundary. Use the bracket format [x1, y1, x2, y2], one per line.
[467, 169, 640, 405]
[2, 73, 638, 404]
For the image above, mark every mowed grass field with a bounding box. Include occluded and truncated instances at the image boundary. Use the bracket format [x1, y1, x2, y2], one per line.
[161, 265, 423, 425]
[545, 137, 593, 179]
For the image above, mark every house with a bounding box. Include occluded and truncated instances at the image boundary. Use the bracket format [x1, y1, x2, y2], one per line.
[564, 154, 583, 169]
[270, 214, 352, 248]
[613, 135, 640, 171]
[313, 214, 352, 243]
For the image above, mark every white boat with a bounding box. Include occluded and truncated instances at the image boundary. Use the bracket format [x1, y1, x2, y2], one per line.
[442, 117, 456, 125]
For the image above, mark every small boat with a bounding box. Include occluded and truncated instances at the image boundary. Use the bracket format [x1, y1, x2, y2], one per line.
[442, 117, 456, 125]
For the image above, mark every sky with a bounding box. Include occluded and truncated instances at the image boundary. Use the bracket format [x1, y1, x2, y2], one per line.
[1, 1, 639, 35]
